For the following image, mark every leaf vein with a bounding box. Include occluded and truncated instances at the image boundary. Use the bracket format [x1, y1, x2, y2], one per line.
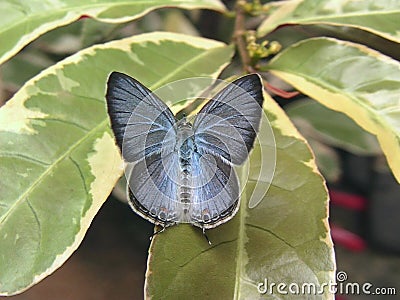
[0, 153, 50, 166]
[26, 198, 42, 251]
[0, 119, 108, 226]
[178, 238, 237, 268]
[246, 223, 295, 249]
[69, 156, 89, 196]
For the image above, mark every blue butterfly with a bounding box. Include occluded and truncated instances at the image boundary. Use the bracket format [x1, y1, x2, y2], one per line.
[106, 72, 264, 240]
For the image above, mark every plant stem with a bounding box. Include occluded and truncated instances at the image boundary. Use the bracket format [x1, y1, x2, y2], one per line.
[233, 0, 252, 73]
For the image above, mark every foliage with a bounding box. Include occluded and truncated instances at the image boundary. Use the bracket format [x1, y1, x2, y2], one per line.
[1, 0, 399, 298]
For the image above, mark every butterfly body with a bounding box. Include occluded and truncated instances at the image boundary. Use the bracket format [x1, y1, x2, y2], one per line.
[106, 72, 264, 231]
[176, 118, 195, 223]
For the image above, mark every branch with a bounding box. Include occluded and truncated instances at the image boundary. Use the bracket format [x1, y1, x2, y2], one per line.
[233, 0, 252, 73]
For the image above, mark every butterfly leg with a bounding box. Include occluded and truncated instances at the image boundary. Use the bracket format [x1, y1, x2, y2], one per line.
[202, 227, 212, 246]
[149, 224, 166, 241]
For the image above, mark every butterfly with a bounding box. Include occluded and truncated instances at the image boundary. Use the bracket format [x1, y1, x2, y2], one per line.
[106, 72, 264, 240]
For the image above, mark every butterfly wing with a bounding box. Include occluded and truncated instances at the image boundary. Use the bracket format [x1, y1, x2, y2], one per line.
[106, 72, 179, 226]
[128, 151, 180, 226]
[189, 74, 263, 227]
[190, 151, 240, 228]
[106, 72, 176, 162]
[193, 74, 264, 165]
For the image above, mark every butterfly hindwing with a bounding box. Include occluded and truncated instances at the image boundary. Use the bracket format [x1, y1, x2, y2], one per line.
[193, 74, 264, 165]
[128, 151, 180, 225]
[190, 151, 239, 228]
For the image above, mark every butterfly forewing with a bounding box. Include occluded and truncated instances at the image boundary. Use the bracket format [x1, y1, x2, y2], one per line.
[193, 74, 264, 165]
[106, 72, 176, 162]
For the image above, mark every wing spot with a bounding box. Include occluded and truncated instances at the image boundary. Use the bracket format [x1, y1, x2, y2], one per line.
[158, 207, 168, 221]
[202, 209, 211, 222]
[150, 208, 157, 217]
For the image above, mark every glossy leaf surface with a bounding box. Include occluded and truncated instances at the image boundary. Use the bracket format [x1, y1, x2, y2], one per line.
[286, 99, 381, 155]
[0, 32, 233, 295]
[146, 92, 335, 299]
[0, 0, 225, 64]
[258, 0, 400, 43]
[267, 37, 400, 183]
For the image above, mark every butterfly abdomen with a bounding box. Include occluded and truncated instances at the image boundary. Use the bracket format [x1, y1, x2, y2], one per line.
[176, 120, 195, 222]
[179, 159, 192, 215]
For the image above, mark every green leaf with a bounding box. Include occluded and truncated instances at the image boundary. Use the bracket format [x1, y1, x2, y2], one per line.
[163, 9, 200, 36]
[257, 0, 400, 43]
[81, 19, 122, 48]
[286, 99, 381, 155]
[0, 0, 225, 64]
[267, 37, 400, 183]
[0, 31, 234, 295]
[307, 139, 342, 183]
[146, 93, 335, 299]
[0, 50, 54, 89]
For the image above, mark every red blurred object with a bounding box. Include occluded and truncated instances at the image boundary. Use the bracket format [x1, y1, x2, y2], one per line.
[329, 190, 367, 211]
[263, 81, 300, 99]
[78, 15, 91, 20]
[330, 189, 368, 252]
[331, 225, 367, 252]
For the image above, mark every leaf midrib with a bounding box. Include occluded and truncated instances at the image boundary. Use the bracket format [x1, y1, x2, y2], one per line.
[233, 168, 249, 299]
[0, 119, 108, 226]
[149, 47, 223, 91]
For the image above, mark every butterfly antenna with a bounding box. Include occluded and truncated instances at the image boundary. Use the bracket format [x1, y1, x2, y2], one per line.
[149, 225, 166, 241]
[202, 227, 212, 246]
